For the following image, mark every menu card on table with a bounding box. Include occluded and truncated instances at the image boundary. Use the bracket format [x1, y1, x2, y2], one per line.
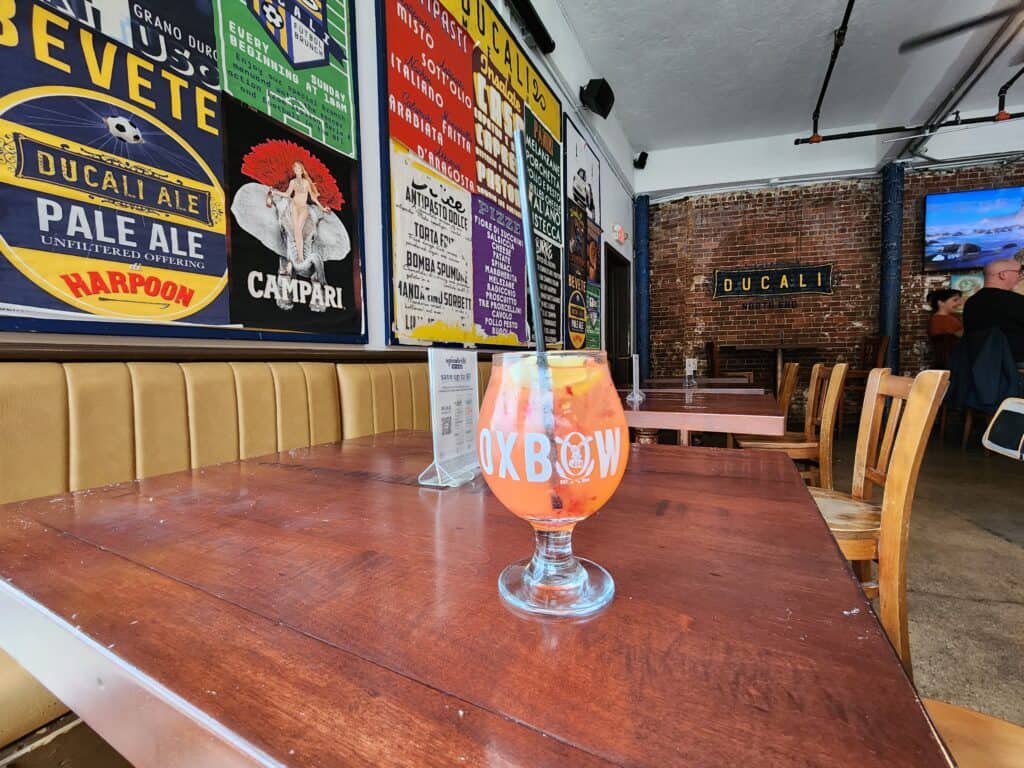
[418, 349, 481, 488]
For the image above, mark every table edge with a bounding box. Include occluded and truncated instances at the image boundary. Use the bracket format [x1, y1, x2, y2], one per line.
[0, 581, 281, 768]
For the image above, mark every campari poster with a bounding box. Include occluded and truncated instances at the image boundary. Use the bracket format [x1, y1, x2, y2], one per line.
[226, 100, 364, 336]
[0, 0, 228, 327]
[381, 0, 564, 347]
[0, 0, 366, 343]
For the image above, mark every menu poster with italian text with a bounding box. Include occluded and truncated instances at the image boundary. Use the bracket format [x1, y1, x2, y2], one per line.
[565, 201, 587, 349]
[532, 235, 563, 347]
[225, 101, 364, 335]
[0, 0, 229, 326]
[525, 109, 563, 347]
[391, 142, 474, 343]
[214, 0, 358, 159]
[585, 219, 602, 349]
[382, 0, 563, 347]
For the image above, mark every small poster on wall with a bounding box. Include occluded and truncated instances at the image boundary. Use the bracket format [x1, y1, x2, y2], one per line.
[226, 101, 364, 335]
[565, 117, 601, 226]
[565, 201, 588, 349]
[0, 0, 228, 326]
[585, 219, 602, 349]
[214, 0, 358, 158]
[390, 143, 474, 343]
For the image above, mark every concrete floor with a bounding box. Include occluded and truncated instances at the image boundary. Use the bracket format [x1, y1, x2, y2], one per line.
[831, 431, 1024, 726]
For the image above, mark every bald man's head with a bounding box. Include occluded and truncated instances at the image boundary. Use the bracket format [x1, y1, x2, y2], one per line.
[983, 258, 1024, 290]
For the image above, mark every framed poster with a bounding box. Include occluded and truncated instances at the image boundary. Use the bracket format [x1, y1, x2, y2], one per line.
[563, 116, 602, 349]
[225, 100, 364, 336]
[0, 1, 227, 327]
[214, 0, 358, 158]
[0, 0, 366, 343]
[379, 0, 563, 347]
[564, 116, 601, 226]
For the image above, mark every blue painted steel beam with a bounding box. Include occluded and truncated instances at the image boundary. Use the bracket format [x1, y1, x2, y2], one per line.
[634, 194, 651, 379]
[880, 163, 904, 372]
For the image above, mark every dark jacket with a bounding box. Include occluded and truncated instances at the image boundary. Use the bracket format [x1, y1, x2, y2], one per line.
[947, 328, 1024, 413]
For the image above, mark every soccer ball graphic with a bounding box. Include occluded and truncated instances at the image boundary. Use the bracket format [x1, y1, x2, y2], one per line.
[104, 115, 143, 144]
[262, 2, 284, 29]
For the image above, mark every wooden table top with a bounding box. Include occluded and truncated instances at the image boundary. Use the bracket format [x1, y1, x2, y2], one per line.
[721, 341, 824, 352]
[623, 391, 786, 435]
[625, 386, 766, 395]
[0, 432, 950, 767]
[645, 376, 758, 387]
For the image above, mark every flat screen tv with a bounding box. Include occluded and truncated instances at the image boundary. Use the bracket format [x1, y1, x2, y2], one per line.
[923, 185, 1024, 272]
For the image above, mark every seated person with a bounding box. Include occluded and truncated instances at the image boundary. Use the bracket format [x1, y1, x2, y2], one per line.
[926, 288, 963, 339]
[962, 258, 1024, 362]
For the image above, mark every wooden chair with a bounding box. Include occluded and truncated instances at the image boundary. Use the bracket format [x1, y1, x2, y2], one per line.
[776, 362, 800, 424]
[923, 698, 1024, 768]
[703, 340, 755, 384]
[838, 335, 890, 432]
[809, 368, 948, 674]
[814, 369, 1023, 768]
[734, 363, 847, 489]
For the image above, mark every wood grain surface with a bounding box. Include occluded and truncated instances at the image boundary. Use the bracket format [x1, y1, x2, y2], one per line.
[0, 432, 950, 767]
[623, 391, 786, 436]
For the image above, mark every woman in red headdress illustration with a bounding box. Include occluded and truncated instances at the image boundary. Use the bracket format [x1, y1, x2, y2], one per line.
[231, 140, 350, 312]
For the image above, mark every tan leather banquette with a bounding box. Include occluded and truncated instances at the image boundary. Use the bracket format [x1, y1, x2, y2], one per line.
[0, 359, 491, 747]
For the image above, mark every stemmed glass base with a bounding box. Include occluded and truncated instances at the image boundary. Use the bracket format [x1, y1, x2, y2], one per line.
[498, 528, 615, 617]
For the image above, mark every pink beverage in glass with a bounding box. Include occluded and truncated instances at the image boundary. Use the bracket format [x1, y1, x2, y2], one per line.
[478, 351, 629, 616]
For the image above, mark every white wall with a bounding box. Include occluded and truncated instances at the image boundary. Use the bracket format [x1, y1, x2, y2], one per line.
[634, 123, 881, 199]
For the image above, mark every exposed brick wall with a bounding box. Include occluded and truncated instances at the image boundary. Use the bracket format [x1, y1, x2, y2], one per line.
[649, 160, 1024, 387]
[901, 162, 1024, 373]
[649, 180, 881, 389]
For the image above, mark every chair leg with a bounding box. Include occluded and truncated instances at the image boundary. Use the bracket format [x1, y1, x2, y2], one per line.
[726, 434, 735, 449]
[852, 559, 873, 584]
[961, 409, 973, 451]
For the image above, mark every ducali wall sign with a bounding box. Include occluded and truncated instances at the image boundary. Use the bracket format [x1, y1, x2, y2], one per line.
[712, 264, 834, 299]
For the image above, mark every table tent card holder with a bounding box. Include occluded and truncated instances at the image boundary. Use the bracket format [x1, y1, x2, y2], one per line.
[418, 349, 481, 488]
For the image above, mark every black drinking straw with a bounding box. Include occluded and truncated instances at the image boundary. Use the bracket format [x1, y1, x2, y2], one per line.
[513, 130, 546, 359]
[514, 130, 560, 508]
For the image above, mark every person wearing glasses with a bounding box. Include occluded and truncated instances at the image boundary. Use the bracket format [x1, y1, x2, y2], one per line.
[963, 258, 1024, 362]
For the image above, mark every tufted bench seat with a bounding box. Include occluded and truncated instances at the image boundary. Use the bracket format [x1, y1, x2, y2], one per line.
[0, 358, 491, 747]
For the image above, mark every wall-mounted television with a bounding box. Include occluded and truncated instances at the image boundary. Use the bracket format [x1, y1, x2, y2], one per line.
[924, 185, 1024, 272]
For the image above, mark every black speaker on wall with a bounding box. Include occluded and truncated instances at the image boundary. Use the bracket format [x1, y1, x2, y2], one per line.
[633, 152, 649, 170]
[580, 78, 615, 119]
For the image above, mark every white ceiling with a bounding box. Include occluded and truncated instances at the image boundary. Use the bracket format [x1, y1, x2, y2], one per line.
[555, 0, 1024, 151]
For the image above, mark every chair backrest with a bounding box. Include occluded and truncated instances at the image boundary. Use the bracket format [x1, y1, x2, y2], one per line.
[929, 334, 957, 369]
[777, 362, 800, 418]
[851, 368, 950, 671]
[815, 363, 848, 490]
[705, 340, 720, 377]
[858, 335, 890, 369]
[801, 363, 827, 440]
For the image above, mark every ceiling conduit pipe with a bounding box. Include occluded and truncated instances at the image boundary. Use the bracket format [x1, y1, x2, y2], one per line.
[794, 110, 1024, 144]
[901, 15, 1022, 157]
[808, 0, 857, 143]
[996, 66, 1024, 119]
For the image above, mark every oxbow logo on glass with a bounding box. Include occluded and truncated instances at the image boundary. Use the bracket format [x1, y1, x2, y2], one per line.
[478, 428, 623, 484]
